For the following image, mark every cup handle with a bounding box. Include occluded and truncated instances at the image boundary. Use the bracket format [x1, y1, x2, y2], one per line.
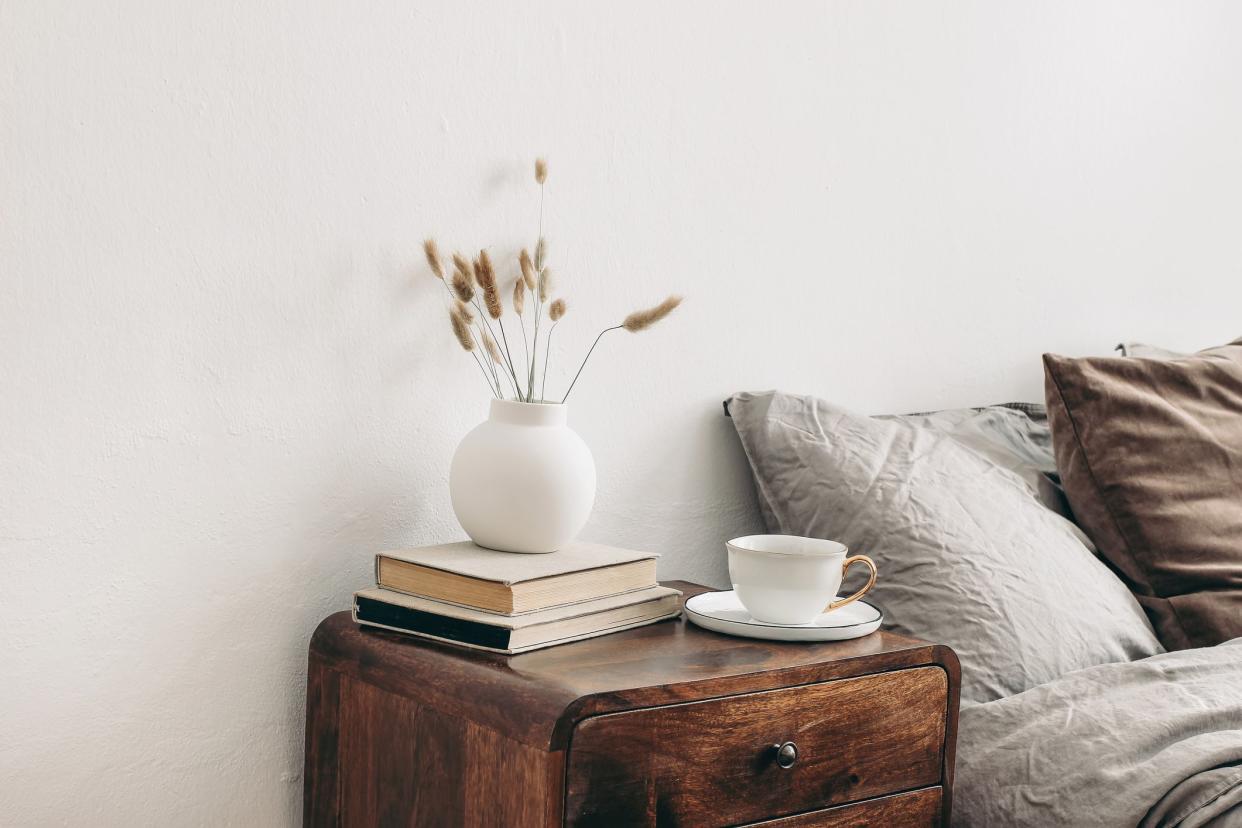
[825, 555, 878, 613]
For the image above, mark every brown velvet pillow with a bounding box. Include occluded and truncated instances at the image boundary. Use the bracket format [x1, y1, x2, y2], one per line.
[1043, 339, 1242, 649]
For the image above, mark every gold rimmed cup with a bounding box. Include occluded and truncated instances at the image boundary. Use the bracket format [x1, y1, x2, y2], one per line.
[726, 534, 877, 625]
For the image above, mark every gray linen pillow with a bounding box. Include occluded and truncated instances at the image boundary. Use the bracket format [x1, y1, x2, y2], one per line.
[729, 390, 1163, 705]
[886, 403, 1095, 553]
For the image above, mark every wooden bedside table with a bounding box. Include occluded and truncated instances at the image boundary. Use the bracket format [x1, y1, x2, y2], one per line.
[304, 581, 960, 827]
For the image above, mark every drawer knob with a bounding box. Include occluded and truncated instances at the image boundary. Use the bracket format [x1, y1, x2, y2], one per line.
[775, 741, 798, 769]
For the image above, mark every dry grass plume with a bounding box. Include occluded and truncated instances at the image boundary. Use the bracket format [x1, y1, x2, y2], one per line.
[513, 278, 526, 314]
[452, 253, 474, 285]
[482, 331, 504, 364]
[519, 248, 536, 291]
[476, 250, 502, 319]
[428, 156, 684, 403]
[423, 239, 444, 280]
[451, 269, 474, 303]
[449, 305, 474, 351]
[622, 295, 683, 332]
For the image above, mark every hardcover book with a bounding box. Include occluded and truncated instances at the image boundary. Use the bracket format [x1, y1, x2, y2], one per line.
[353, 584, 682, 654]
[374, 541, 659, 614]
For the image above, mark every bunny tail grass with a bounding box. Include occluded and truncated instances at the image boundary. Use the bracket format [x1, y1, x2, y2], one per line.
[538, 268, 553, 302]
[423, 239, 445, 280]
[512, 277, 526, 315]
[622, 295, 682, 332]
[451, 269, 474, 304]
[449, 306, 475, 351]
[475, 250, 502, 319]
[519, 248, 537, 291]
[452, 253, 474, 286]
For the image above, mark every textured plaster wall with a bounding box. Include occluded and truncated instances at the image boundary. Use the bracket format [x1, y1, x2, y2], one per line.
[4, 1, 1242, 824]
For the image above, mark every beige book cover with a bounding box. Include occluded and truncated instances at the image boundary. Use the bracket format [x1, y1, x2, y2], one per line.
[375, 540, 657, 583]
[374, 540, 660, 614]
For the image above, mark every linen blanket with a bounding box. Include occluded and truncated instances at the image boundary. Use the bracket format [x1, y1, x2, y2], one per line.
[955, 639, 1242, 827]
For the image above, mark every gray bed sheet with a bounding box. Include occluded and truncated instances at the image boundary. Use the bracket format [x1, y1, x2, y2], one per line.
[955, 639, 1242, 827]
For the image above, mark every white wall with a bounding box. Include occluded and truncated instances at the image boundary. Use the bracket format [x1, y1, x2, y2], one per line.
[3, 1, 1241, 823]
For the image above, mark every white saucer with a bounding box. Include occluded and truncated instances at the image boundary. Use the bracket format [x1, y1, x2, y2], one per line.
[684, 590, 883, 642]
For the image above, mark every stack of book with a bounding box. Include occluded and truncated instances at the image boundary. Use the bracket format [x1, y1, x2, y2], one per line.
[353, 541, 682, 654]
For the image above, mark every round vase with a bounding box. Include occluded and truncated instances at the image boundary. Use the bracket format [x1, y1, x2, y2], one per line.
[449, 399, 596, 554]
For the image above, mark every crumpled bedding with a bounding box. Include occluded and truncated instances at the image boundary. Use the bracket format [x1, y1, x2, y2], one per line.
[955, 639, 1242, 827]
[727, 390, 1163, 704]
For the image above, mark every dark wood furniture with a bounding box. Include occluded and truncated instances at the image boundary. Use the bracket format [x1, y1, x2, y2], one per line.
[304, 581, 960, 827]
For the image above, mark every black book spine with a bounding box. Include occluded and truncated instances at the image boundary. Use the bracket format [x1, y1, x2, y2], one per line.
[355, 596, 514, 649]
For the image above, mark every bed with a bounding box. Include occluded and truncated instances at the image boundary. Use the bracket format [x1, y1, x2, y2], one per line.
[726, 337, 1242, 827]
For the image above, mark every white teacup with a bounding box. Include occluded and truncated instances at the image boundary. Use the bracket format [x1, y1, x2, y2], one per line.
[727, 534, 878, 625]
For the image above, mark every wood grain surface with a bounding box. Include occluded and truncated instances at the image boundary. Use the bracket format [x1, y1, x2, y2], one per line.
[305, 671, 562, 827]
[748, 788, 943, 827]
[565, 667, 947, 826]
[310, 582, 960, 751]
[303, 581, 961, 826]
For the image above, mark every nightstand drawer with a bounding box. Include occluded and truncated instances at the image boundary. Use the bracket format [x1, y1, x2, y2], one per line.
[565, 667, 948, 827]
[746, 788, 943, 827]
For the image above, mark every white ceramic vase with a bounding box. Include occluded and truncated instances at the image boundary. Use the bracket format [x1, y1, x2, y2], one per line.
[449, 399, 596, 554]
